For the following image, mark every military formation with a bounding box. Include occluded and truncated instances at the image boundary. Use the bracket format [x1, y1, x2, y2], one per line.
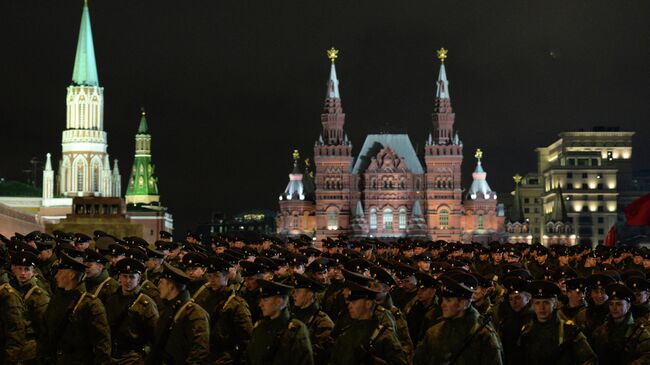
[1, 229, 650, 365]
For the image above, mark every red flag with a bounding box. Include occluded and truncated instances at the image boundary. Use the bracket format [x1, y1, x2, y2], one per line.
[625, 193, 650, 226]
[604, 225, 616, 247]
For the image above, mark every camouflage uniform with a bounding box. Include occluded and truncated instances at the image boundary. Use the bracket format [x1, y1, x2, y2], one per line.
[246, 307, 314, 365]
[329, 315, 407, 365]
[413, 306, 503, 365]
[292, 301, 335, 365]
[39, 282, 112, 364]
[198, 287, 253, 364]
[0, 282, 28, 364]
[149, 290, 210, 365]
[85, 269, 119, 303]
[515, 311, 597, 365]
[592, 312, 650, 365]
[105, 288, 159, 364]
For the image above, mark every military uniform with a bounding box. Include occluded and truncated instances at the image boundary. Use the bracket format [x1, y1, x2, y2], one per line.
[591, 283, 650, 365]
[413, 272, 502, 365]
[149, 263, 210, 365]
[40, 282, 112, 364]
[292, 274, 335, 365]
[0, 281, 28, 364]
[329, 316, 407, 365]
[105, 259, 159, 364]
[85, 269, 119, 303]
[515, 281, 596, 365]
[11, 276, 49, 360]
[246, 280, 314, 365]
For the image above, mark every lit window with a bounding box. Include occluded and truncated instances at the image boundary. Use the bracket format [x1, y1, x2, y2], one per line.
[327, 210, 338, 230]
[478, 214, 484, 229]
[293, 215, 299, 229]
[76, 161, 84, 191]
[399, 208, 406, 229]
[370, 209, 377, 229]
[383, 208, 393, 229]
[439, 209, 449, 228]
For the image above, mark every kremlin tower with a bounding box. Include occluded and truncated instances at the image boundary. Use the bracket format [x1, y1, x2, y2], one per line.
[43, 1, 120, 199]
[125, 109, 160, 205]
[463, 149, 504, 242]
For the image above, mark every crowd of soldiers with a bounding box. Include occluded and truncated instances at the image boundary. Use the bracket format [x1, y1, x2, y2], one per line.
[1, 229, 650, 365]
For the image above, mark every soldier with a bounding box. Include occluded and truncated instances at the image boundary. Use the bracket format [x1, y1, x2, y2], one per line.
[39, 252, 112, 364]
[627, 276, 650, 324]
[592, 283, 650, 364]
[559, 278, 588, 320]
[496, 276, 534, 365]
[148, 262, 210, 364]
[472, 274, 496, 317]
[239, 261, 267, 323]
[182, 252, 210, 302]
[404, 271, 442, 346]
[246, 279, 314, 365]
[575, 273, 615, 338]
[413, 272, 503, 365]
[83, 248, 119, 303]
[329, 281, 407, 365]
[139, 247, 164, 306]
[0, 262, 29, 364]
[515, 280, 597, 365]
[200, 257, 252, 364]
[9, 251, 50, 361]
[105, 258, 159, 364]
[291, 273, 335, 365]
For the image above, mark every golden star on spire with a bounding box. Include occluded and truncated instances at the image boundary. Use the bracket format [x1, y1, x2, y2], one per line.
[513, 174, 522, 184]
[475, 148, 483, 161]
[292, 149, 300, 167]
[327, 47, 339, 63]
[437, 48, 448, 63]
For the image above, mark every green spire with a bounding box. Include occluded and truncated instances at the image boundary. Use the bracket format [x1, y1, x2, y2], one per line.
[72, 1, 99, 86]
[138, 108, 149, 134]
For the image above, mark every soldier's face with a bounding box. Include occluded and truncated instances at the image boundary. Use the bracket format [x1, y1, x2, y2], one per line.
[185, 266, 207, 281]
[84, 262, 104, 278]
[292, 288, 314, 309]
[567, 290, 585, 306]
[244, 276, 260, 291]
[158, 278, 177, 300]
[634, 290, 649, 305]
[533, 298, 555, 322]
[608, 299, 630, 320]
[471, 286, 487, 302]
[347, 298, 373, 320]
[259, 296, 285, 318]
[146, 258, 162, 270]
[591, 288, 608, 305]
[119, 273, 141, 292]
[417, 261, 431, 272]
[417, 287, 436, 304]
[508, 292, 531, 312]
[207, 271, 228, 290]
[55, 269, 77, 290]
[11, 265, 34, 284]
[535, 255, 547, 264]
[441, 297, 468, 319]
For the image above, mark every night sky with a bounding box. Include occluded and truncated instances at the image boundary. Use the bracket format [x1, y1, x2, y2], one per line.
[2, 1, 649, 234]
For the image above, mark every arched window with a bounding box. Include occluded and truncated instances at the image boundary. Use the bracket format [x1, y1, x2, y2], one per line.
[477, 214, 484, 229]
[293, 215, 299, 230]
[76, 161, 85, 192]
[370, 208, 377, 229]
[383, 208, 393, 229]
[327, 209, 338, 230]
[92, 166, 100, 192]
[399, 208, 406, 229]
[439, 209, 449, 229]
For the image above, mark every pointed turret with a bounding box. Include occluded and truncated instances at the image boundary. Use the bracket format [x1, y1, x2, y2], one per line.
[280, 150, 305, 201]
[355, 200, 365, 218]
[100, 154, 112, 196]
[550, 187, 569, 222]
[408, 199, 428, 236]
[42, 153, 54, 199]
[320, 47, 346, 145]
[112, 159, 121, 197]
[350, 200, 368, 236]
[467, 149, 496, 200]
[72, 1, 99, 86]
[431, 48, 455, 144]
[126, 109, 159, 204]
[510, 174, 525, 222]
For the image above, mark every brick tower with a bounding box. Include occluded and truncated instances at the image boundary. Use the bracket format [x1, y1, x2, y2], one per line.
[424, 48, 464, 240]
[313, 48, 354, 238]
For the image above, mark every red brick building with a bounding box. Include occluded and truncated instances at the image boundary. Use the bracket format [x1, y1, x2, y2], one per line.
[278, 49, 504, 242]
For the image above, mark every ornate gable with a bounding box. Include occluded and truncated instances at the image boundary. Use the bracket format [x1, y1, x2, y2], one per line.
[366, 146, 408, 173]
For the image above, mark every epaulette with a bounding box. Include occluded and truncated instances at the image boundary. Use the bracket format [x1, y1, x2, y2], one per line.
[376, 306, 386, 313]
[390, 306, 402, 318]
[0, 283, 14, 294]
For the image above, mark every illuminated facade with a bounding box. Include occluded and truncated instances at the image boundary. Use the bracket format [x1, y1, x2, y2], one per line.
[520, 128, 635, 246]
[277, 49, 504, 241]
